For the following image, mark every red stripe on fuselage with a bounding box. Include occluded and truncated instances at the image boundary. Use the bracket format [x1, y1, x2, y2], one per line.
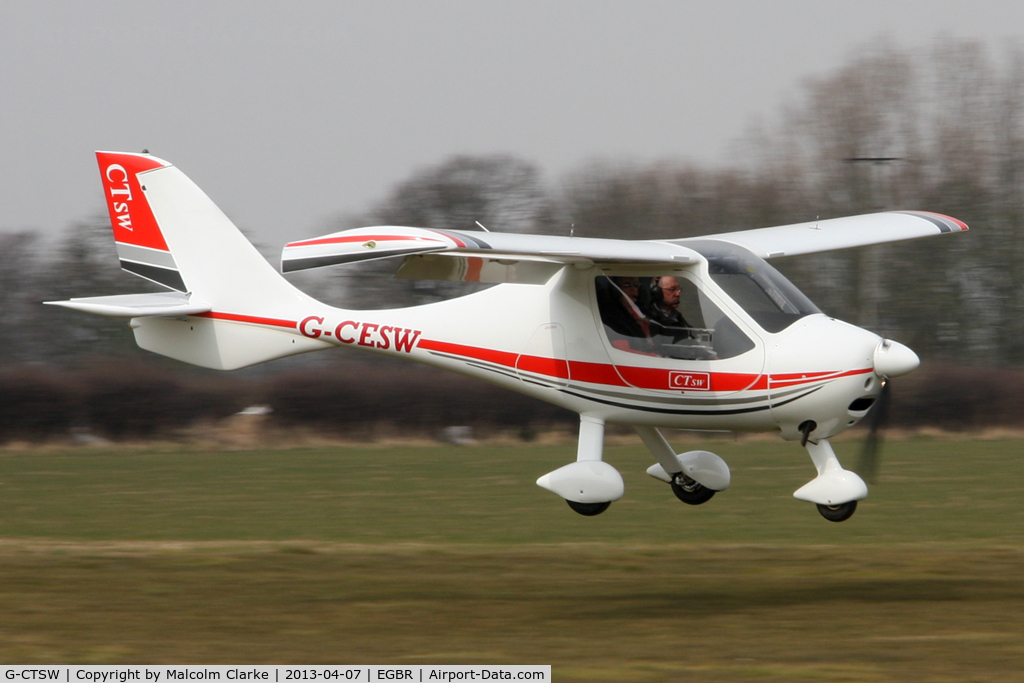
[417, 338, 871, 393]
[615, 365, 767, 392]
[517, 354, 570, 380]
[193, 312, 297, 329]
[417, 338, 767, 391]
[417, 339, 518, 367]
[566, 360, 629, 387]
[768, 368, 873, 386]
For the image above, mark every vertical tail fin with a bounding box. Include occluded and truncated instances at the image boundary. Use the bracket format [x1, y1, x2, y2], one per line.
[83, 151, 329, 370]
[95, 151, 312, 316]
[97, 152, 186, 291]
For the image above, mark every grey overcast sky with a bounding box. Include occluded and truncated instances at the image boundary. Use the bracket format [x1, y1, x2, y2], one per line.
[3, 1, 1024, 247]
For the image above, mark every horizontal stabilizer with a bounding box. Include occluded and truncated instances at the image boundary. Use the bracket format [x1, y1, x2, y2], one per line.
[44, 292, 212, 318]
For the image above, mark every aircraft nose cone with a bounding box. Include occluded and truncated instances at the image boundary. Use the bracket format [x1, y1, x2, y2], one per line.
[873, 339, 920, 378]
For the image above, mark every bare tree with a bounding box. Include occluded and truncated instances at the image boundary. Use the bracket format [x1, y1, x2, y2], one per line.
[0, 231, 46, 363]
[39, 218, 156, 363]
[329, 155, 558, 309]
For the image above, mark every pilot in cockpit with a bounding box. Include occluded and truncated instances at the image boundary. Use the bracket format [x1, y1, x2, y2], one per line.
[646, 276, 692, 343]
[596, 273, 744, 361]
[596, 276, 658, 354]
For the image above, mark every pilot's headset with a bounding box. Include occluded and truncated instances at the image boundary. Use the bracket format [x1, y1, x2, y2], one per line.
[647, 277, 664, 305]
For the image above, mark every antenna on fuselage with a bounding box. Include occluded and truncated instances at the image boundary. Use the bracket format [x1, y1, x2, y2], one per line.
[474, 221, 490, 232]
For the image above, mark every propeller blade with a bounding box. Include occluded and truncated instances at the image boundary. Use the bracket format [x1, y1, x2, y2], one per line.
[857, 379, 891, 483]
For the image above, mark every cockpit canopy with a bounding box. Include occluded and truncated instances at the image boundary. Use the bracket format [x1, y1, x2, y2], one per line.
[596, 274, 756, 361]
[594, 241, 821, 363]
[685, 239, 821, 333]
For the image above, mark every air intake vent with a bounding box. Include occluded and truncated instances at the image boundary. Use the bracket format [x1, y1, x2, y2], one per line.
[848, 397, 876, 412]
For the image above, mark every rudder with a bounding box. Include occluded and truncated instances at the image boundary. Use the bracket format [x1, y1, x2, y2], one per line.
[95, 151, 314, 318]
[97, 152, 186, 291]
[79, 151, 328, 370]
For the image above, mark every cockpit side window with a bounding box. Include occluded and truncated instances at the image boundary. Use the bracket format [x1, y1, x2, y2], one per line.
[595, 274, 754, 360]
[683, 240, 821, 333]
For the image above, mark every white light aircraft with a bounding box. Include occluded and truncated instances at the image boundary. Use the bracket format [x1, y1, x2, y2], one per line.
[49, 152, 970, 522]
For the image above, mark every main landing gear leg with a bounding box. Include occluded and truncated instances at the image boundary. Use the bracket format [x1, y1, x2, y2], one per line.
[535, 415, 624, 516]
[567, 416, 612, 516]
[794, 438, 867, 522]
[636, 426, 730, 506]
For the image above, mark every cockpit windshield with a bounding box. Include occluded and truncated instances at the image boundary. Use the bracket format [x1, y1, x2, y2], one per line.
[595, 274, 755, 360]
[684, 240, 821, 333]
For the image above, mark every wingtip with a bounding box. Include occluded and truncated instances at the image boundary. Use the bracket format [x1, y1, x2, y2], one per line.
[897, 210, 969, 233]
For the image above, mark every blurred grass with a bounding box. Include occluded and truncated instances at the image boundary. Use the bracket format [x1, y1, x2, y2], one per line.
[1, 437, 1024, 680]
[1, 437, 1022, 544]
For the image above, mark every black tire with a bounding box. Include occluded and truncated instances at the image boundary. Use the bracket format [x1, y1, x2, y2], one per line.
[670, 474, 717, 505]
[816, 500, 857, 522]
[566, 500, 611, 516]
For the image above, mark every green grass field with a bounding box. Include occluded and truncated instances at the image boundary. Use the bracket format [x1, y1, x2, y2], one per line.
[1, 436, 1023, 681]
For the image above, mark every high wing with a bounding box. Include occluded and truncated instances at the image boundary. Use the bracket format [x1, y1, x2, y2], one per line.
[280, 211, 968, 281]
[281, 226, 702, 284]
[677, 211, 968, 259]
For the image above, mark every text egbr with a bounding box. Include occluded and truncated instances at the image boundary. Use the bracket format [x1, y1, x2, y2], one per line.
[299, 316, 421, 353]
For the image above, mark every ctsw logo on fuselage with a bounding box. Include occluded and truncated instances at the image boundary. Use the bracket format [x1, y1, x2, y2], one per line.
[669, 370, 711, 391]
[299, 316, 421, 353]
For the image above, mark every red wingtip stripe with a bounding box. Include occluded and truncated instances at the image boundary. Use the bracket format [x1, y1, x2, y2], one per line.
[941, 214, 969, 231]
[912, 210, 970, 232]
[426, 229, 467, 248]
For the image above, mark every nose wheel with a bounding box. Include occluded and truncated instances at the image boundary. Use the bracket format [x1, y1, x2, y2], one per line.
[816, 500, 857, 522]
[795, 439, 867, 522]
[670, 473, 717, 506]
